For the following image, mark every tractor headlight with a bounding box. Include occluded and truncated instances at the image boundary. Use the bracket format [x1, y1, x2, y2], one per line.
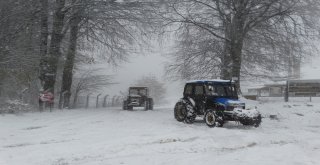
[228, 103, 245, 109]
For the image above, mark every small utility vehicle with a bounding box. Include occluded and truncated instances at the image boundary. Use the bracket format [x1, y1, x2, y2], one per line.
[123, 87, 153, 110]
[174, 80, 261, 127]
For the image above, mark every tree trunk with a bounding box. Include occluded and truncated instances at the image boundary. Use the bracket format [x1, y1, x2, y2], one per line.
[293, 56, 301, 79]
[225, 1, 246, 89]
[230, 37, 244, 89]
[220, 1, 232, 80]
[59, 16, 80, 109]
[221, 38, 232, 80]
[72, 91, 79, 109]
[44, 0, 66, 94]
[39, 0, 49, 87]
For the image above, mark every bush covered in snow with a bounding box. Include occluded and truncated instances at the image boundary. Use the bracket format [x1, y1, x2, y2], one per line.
[0, 99, 33, 114]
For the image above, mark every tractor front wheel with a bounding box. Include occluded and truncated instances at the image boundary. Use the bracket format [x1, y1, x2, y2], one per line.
[204, 109, 216, 128]
[254, 114, 262, 127]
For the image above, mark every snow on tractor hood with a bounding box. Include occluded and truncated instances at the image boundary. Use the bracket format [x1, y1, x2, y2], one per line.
[213, 98, 245, 107]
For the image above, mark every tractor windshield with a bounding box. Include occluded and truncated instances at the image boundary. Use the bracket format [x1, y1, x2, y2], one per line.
[206, 84, 237, 97]
[129, 88, 147, 96]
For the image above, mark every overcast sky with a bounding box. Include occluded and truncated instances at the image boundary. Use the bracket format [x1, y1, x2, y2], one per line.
[97, 41, 320, 101]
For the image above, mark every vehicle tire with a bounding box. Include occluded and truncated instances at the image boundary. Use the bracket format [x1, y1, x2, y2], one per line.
[184, 101, 196, 124]
[148, 98, 153, 110]
[128, 105, 133, 111]
[174, 101, 187, 122]
[214, 108, 224, 127]
[254, 114, 262, 127]
[123, 101, 128, 110]
[144, 101, 149, 111]
[204, 109, 216, 128]
[216, 115, 224, 127]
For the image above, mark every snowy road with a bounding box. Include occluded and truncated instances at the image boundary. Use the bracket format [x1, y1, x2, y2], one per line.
[1, 101, 320, 165]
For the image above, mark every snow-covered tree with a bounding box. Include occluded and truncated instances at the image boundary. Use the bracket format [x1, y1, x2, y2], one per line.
[0, 0, 41, 104]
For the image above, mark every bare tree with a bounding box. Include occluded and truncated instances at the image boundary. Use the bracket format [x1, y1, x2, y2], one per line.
[59, 0, 160, 108]
[71, 68, 114, 108]
[39, 0, 49, 87]
[161, 0, 320, 88]
[165, 27, 224, 80]
[59, 0, 82, 109]
[42, 0, 67, 93]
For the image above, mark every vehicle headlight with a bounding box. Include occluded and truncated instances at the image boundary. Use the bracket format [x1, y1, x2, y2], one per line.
[228, 103, 245, 109]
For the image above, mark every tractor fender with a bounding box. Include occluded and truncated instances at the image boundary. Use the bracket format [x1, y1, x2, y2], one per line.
[187, 97, 196, 107]
[179, 98, 196, 116]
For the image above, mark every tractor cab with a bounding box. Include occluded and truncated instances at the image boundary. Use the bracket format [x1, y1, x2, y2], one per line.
[123, 87, 153, 110]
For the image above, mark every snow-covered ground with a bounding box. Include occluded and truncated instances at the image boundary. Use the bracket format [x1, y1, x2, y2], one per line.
[1, 99, 320, 165]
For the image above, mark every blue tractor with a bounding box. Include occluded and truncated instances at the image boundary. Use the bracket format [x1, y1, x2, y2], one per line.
[174, 80, 261, 127]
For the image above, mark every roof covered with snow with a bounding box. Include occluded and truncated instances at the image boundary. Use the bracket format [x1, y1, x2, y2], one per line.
[129, 87, 148, 89]
[186, 79, 234, 84]
[289, 79, 320, 83]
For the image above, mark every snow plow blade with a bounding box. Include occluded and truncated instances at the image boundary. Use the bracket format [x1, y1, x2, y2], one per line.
[233, 108, 262, 127]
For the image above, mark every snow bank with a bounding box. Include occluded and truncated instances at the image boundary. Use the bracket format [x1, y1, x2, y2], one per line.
[0, 100, 33, 114]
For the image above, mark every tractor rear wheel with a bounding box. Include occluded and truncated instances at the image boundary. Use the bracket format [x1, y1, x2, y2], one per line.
[144, 101, 149, 111]
[174, 101, 187, 122]
[123, 101, 128, 110]
[148, 98, 153, 110]
[183, 101, 196, 124]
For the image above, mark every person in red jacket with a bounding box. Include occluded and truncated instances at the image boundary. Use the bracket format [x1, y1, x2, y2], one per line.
[39, 89, 54, 111]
